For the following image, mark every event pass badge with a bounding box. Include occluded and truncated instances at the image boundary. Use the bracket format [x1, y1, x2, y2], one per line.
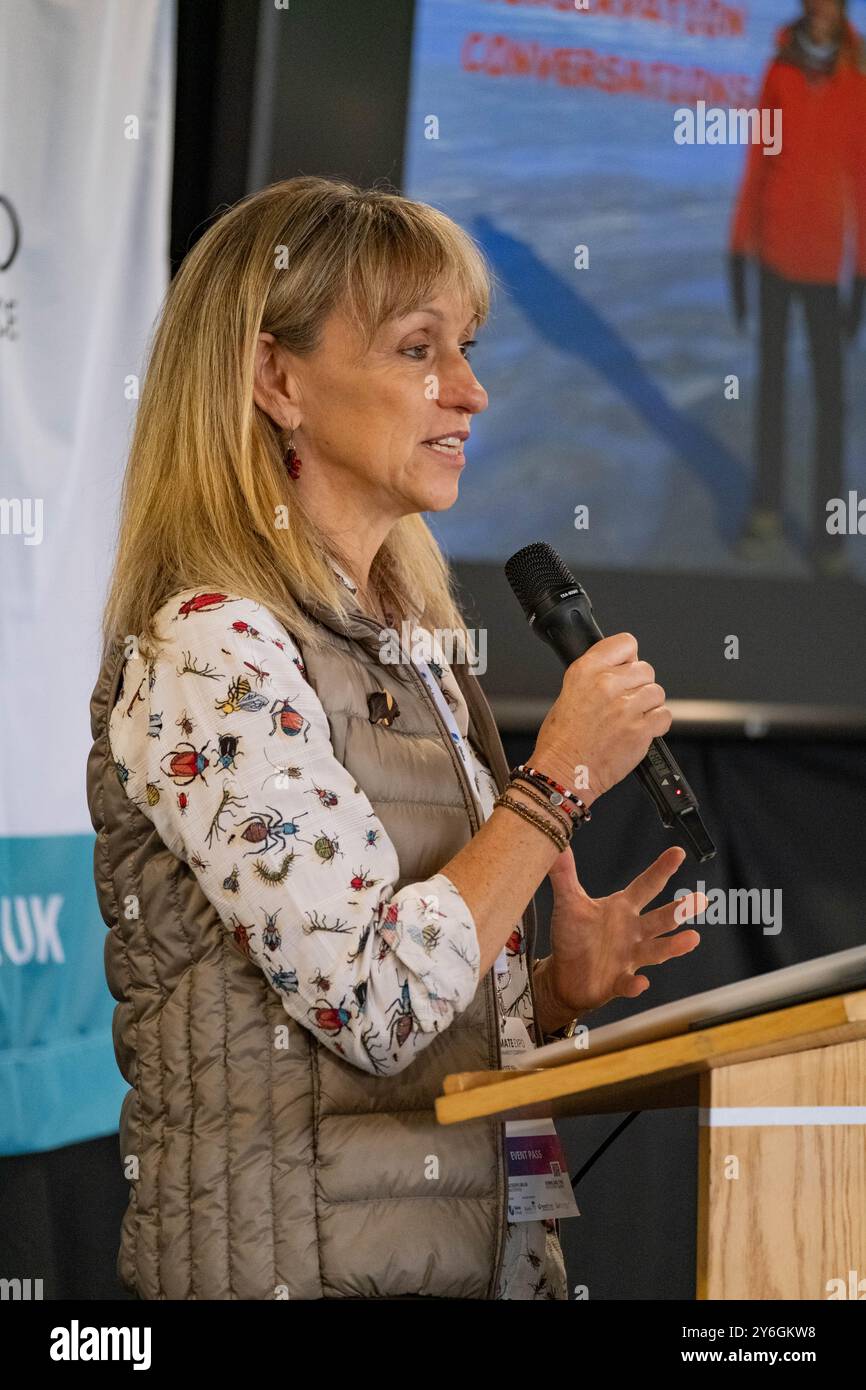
[500, 1014, 580, 1223]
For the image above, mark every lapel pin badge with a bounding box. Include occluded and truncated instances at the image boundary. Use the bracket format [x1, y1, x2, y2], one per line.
[368, 688, 400, 727]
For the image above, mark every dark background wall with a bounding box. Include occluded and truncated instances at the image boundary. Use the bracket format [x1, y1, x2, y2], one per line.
[3, 0, 864, 1301]
[170, 0, 416, 272]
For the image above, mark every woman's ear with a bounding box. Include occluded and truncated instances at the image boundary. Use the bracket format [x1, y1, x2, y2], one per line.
[252, 331, 295, 427]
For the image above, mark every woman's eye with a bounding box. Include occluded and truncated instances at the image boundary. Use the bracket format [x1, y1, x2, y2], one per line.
[401, 340, 478, 361]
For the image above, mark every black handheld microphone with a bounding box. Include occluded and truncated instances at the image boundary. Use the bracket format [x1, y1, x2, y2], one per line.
[504, 542, 716, 863]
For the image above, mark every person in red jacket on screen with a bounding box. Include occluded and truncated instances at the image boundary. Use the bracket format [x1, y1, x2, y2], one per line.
[729, 0, 866, 575]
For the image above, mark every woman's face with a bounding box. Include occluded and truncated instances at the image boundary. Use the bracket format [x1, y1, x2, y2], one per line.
[802, 0, 843, 45]
[263, 283, 489, 520]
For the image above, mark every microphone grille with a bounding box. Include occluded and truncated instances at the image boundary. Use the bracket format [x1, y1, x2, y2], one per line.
[504, 542, 578, 620]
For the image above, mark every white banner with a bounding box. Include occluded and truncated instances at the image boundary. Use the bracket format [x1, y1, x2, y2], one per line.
[0, 0, 175, 1153]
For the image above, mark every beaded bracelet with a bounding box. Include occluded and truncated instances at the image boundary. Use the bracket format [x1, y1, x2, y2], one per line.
[512, 762, 591, 812]
[505, 778, 574, 840]
[492, 790, 570, 852]
[494, 791, 569, 852]
[510, 769, 586, 824]
[509, 763, 592, 827]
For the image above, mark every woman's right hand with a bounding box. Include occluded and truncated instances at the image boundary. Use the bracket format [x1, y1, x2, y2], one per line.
[531, 632, 672, 803]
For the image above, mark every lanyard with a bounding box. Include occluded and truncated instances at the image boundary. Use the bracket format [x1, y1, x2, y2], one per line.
[412, 654, 508, 976]
[412, 655, 482, 810]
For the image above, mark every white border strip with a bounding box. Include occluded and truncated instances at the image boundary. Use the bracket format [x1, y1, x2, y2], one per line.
[700, 1107, 866, 1127]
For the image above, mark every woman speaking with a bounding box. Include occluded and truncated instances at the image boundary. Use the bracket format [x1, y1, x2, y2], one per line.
[87, 175, 702, 1301]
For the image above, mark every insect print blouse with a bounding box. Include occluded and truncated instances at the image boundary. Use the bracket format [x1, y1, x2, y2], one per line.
[106, 568, 568, 1300]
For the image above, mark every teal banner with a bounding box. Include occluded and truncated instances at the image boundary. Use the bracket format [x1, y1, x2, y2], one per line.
[0, 835, 127, 1155]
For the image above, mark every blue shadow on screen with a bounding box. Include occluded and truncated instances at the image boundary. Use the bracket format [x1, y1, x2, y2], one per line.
[473, 214, 810, 555]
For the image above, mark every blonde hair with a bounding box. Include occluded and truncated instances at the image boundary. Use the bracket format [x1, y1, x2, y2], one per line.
[100, 175, 495, 661]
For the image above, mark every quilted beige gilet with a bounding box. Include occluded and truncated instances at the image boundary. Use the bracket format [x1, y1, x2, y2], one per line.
[86, 590, 540, 1299]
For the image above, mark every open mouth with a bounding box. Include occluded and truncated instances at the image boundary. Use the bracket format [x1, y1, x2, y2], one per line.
[421, 435, 466, 458]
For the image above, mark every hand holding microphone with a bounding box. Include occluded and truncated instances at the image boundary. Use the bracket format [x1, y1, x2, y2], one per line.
[505, 542, 715, 862]
[531, 631, 672, 805]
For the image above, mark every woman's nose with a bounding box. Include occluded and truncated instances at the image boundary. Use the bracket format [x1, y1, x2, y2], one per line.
[437, 359, 488, 416]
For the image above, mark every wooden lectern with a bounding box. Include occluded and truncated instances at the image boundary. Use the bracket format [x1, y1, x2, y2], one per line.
[436, 989, 866, 1299]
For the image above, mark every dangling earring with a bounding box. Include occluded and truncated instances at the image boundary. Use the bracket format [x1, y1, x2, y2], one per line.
[284, 427, 303, 481]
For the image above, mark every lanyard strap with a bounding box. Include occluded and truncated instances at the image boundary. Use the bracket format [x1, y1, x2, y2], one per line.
[412, 654, 508, 976]
[412, 656, 483, 812]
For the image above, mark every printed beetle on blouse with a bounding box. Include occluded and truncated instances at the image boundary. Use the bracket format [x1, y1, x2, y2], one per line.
[107, 568, 568, 1300]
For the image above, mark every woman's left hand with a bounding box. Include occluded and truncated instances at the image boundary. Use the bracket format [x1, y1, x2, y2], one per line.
[543, 845, 707, 1016]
